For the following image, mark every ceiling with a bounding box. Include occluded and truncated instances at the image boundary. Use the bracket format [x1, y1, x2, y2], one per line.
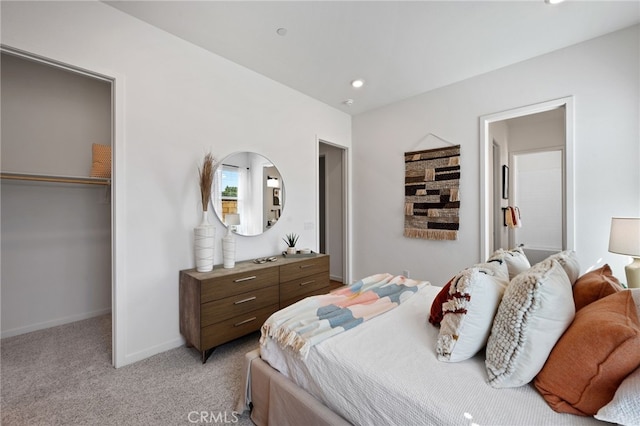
[105, 1, 640, 116]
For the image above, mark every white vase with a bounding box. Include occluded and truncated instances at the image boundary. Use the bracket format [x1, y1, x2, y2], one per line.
[287, 246, 297, 255]
[222, 228, 236, 269]
[194, 211, 215, 272]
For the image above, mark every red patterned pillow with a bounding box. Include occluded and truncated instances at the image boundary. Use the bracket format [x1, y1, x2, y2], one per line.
[428, 278, 453, 326]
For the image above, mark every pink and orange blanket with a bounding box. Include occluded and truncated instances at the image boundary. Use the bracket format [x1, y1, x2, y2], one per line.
[260, 273, 429, 359]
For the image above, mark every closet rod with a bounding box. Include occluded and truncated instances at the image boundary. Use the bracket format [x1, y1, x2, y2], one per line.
[0, 172, 110, 186]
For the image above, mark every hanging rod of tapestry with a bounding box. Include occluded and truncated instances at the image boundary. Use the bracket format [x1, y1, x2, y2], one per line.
[407, 132, 457, 153]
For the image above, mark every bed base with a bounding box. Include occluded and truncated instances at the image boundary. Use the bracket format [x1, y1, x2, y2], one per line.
[237, 349, 350, 426]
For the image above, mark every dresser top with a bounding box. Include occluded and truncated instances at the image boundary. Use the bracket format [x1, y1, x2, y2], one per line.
[181, 253, 328, 279]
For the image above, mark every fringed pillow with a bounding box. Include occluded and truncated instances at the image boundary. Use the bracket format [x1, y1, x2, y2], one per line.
[485, 259, 574, 388]
[436, 261, 509, 362]
[487, 247, 530, 280]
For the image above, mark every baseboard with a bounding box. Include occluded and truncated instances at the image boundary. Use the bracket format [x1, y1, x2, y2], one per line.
[330, 274, 344, 282]
[1, 307, 112, 339]
[119, 337, 185, 368]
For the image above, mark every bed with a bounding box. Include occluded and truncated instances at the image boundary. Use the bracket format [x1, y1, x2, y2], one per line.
[237, 251, 640, 426]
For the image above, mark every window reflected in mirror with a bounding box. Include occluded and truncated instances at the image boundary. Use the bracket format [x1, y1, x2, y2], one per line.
[211, 152, 284, 236]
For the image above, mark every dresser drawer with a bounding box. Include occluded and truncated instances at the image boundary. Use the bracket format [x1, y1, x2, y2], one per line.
[280, 271, 330, 302]
[281, 285, 331, 308]
[201, 304, 278, 349]
[280, 256, 329, 282]
[201, 267, 279, 303]
[201, 285, 279, 327]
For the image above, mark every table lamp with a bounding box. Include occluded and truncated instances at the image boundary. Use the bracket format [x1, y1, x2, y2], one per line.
[608, 217, 640, 288]
[222, 214, 240, 269]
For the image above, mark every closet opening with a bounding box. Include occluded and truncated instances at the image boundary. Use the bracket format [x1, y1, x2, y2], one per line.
[1, 47, 115, 365]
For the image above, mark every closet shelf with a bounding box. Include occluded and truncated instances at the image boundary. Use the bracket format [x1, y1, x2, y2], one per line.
[0, 171, 110, 186]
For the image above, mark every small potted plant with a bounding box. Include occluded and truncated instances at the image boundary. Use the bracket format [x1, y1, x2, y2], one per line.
[283, 233, 299, 255]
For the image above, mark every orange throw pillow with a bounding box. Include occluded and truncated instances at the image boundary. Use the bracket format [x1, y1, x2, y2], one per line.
[534, 291, 640, 416]
[573, 264, 623, 311]
[90, 143, 111, 178]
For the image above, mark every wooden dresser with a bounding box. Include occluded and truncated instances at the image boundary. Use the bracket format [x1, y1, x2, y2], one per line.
[179, 254, 329, 362]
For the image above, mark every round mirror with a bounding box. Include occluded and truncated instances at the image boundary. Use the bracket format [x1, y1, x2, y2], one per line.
[211, 152, 284, 236]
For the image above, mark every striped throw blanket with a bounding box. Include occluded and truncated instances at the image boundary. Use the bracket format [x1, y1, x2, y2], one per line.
[260, 273, 429, 359]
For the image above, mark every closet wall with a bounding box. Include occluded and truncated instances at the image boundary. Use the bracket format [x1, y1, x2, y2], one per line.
[1, 52, 112, 338]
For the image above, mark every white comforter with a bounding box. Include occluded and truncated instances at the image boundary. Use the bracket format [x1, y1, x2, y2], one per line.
[261, 284, 605, 426]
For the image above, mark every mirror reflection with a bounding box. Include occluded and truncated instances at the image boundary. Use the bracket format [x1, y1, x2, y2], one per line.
[488, 107, 567, 264]
[211, 152, 284, 236]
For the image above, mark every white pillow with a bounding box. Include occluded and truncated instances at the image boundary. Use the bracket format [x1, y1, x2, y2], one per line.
[595, 366, 640, 426]
[544, 250, 581, 285]
[436, 261, 509, 362]
[487, 247, 531, 280]
[485, 259, 575, 388]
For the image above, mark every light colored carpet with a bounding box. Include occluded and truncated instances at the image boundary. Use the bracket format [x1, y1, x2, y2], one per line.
[1, 314, 258, 425]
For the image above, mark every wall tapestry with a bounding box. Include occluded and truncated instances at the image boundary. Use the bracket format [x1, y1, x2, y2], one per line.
[404, 145, 460, 240]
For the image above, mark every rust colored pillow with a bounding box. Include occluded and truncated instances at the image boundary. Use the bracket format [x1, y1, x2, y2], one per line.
[534, 291, 640, 416]
[573, 264, 623, 311]
[428, 278, 453, 326]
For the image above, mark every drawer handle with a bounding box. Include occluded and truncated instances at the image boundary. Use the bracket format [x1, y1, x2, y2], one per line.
[234, 296, 257, 305]
[300, 280, 315, 286]
[234, 317, 256, 327]
[299, 265, 312, 269]
[234, 275, 257, 283]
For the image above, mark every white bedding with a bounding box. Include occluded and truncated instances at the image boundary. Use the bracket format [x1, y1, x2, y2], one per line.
[261, 284, 606, 426]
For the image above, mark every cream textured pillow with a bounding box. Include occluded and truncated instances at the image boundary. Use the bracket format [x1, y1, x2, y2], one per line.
[487, 247, 531, 280]
[485, 259, 575, 388]
[595, 366, 640, 425]
[544, 250, 581, 285]
[436, 261, 509, 362]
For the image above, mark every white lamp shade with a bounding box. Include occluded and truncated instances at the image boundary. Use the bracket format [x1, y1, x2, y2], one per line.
[225, 213, 240, 226]
[609, 217, 640, 257]
[267, 176, 280, 188]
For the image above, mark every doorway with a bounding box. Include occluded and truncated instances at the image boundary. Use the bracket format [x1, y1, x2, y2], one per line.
[318, 141, 348, 284]
[0, 46, 118, 365]
[480, 97, 574, 261]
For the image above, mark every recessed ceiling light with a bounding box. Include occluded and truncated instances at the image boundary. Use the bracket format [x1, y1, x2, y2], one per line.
[544, 0, 565, 4]
[276, 27, 287, 36]
[351, 79, 365, 89]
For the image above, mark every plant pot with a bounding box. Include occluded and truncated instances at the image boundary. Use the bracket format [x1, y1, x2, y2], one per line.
[286, 247, 297, 255]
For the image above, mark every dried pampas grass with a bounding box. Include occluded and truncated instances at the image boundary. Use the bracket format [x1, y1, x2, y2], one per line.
[198, 152, 215, 212]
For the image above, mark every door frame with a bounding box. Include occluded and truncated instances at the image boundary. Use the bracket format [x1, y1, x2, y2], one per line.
[479, 96, 574, 260]
[1, 45, 126, 367]
[317, 138, 351, 284]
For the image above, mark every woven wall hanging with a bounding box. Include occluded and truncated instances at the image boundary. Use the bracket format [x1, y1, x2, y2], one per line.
[404, 144, 460, 240]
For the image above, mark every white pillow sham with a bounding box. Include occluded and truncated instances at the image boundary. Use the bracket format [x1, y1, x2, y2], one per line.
[485, 259, 575, 388]
[595, 366, 640, 426]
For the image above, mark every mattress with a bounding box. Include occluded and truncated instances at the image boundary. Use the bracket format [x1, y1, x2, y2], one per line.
[261, 284, 605, 426]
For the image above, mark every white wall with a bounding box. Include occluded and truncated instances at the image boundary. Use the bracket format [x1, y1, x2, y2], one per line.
[1, 53, 112, 337]
[353, 25, 639, 287]
[1, 0, 351, 366]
